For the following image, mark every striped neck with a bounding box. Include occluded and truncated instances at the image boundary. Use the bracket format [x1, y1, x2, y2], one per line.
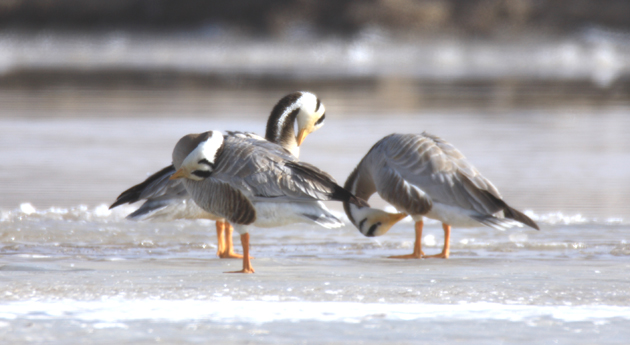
[343, 165, 375, 226]
[264, 93, 303, 158]
[343, 163, 406, 237]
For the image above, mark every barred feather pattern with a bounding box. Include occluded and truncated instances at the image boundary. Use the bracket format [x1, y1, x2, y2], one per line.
[345, 133, 539, 230]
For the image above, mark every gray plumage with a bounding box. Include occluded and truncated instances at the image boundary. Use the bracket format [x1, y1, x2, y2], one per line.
[345, 133, 539, 231]
[109, 91, 327, 220]
[174, 133, 361, 229]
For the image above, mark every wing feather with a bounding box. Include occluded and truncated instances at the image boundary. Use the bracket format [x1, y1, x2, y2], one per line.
[373, 160, 432, 215]
[109, 165, 179, 209]
[110, 132, 300, 222]
[367, 133, 506, 216]
[210, 136, 362, 205]
[186, 178, 256, 225]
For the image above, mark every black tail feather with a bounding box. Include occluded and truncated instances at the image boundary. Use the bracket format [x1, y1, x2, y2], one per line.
[481, 190, 540, 231]
[331, 185, 369, 208]
[126, 200, 170, 219]
[109, 165, 176, 209]
[503, 206, 540, 230]
[285, 161, 369, 208]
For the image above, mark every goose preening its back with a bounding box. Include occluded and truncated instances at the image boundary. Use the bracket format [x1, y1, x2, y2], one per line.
[109, 91, 327, 258]
[170, 130, 366, 273]
[343, 133, 539, 259]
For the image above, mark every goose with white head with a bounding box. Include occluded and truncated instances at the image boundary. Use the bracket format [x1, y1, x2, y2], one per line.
[265, 91, 326, 157]
[109, 91, 326, 259]
[170, 130, 366, 273]
[344, 133, 539, 259]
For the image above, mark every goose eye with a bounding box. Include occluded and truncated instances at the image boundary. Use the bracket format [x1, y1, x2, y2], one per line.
[192, 170, 212, 178]
[315, 113, 325, 125]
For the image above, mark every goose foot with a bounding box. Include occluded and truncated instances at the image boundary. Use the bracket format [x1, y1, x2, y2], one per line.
[422, 252, 449, 259]
[388, 251, 425, 259]
[224, 233, 255, 274]
[387, 220, 425, 259]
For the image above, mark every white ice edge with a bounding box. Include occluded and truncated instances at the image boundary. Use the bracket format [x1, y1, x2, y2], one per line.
[1, 300, 629, 324]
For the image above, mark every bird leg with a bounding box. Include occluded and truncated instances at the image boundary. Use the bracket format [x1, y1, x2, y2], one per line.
[423, 223, 451, 259]
[215, 220, 226, 257]
[218, 222, 243, 259]
[388, 220, 425, 259]
[226, 233, 255, 274]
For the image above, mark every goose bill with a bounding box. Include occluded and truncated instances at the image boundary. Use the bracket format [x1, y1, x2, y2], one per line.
[296, 128, 309, 146]
[374, 212, 408, 236]
[169, 168, 188, 180]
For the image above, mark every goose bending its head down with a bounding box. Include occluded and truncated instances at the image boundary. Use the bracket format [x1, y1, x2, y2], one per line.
[343, 133, 539, 259]
[264, 91, 326, 157]
[109, 91, 326, 259]
[170, 130, 366, 273]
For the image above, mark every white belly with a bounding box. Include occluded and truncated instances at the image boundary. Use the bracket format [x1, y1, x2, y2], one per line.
[231, 201, 339, 234]
[250, 202, 312, 228]
[418, 202, 483, 227]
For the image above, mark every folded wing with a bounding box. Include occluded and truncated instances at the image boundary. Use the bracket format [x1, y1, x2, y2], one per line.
[369, 133, 508, 217]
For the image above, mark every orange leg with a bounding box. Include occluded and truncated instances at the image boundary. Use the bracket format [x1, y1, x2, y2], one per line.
[226, 233, 255, 274]
[389, 220, 425, 259]
[218, 222, 243, 259]
[423, 223, 451, 259]
[215, 221, 226, 257]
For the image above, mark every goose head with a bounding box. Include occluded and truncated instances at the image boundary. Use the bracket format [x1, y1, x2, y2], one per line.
[294, 92, 326, 146]
[266, 91, 326, 156]
[346, 203, 407, 237]
[170, 130, 224, 181]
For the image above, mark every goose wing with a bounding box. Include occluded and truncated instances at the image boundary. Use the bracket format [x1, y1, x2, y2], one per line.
[110, 165, 180, 208]
[109, 132, 269, 218]
[211, 136, 360, 204]
[109, 164, 207, 219]
[225, 130, 266, 141]
[185, 178, 256, 225]
[368, 133, 505, 216]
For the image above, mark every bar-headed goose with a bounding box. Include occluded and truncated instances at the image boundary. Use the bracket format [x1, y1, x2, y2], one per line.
[343, 133, 539, 259]
[109, 91, 326, 258]
[170, 130, 366, 273]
